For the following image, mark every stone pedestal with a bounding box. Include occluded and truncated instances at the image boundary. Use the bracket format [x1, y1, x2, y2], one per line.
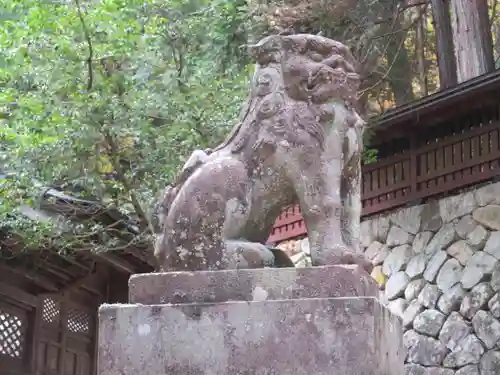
[98, 266, 404, 375]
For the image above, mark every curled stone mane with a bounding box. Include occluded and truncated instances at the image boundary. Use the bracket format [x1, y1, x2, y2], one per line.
[154, 37, 288, 224]
[214, 33, 361, 154]
[213, 35, 285, 154]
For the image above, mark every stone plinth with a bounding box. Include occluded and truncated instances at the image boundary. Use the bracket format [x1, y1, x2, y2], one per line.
[128, 264, 379, 304]
[98, 266, 404, 375]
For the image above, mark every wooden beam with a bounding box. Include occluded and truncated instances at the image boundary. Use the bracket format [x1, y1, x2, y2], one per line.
[91, 266, 107, 375]
[83, 263, 108, 295]
[59, 266, 106, 295]
[96, 253, 136, 274]
[125, 246, 156, 267]
[39, 265, 72, 281]
[59, 254, 91, 271]
[28, 298, 42, 375]
[0, 263, 59, 292]
[58, 292, 68, 375]
[0, 281, 37, 307]
[370, 69, 500, 131]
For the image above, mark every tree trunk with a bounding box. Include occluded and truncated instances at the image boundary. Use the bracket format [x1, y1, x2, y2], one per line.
[431, 0, 458, 89]
[450, 0, 495, 82]
[493, 3, 500, 63]
[416, 6, 428, 96]
[493, 22, 500, 64]
[386, 18, 414, 106]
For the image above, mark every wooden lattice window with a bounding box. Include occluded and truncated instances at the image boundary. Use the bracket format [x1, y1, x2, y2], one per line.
[67, 308, 90, 334]
[42, 297, 60, 325]
[0, 308, 25, 359]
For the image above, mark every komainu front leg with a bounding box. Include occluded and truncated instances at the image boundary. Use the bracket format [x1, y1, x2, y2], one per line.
[341, 125, 364, 254]
[292, 162, 372, 274]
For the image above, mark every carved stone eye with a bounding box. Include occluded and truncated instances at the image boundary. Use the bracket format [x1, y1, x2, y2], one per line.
[256, 93, 284, 120]
[271, 116, 288, 134]
[319, 105, 335, 122]
[257, 73, 271, 85]
[255, 73, 273, 96]
[308, 52, 324, 62]
[282, 36, 306, 53]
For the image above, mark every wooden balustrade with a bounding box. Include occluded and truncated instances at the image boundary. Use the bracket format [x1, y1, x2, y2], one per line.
[268, 117, 500, 243]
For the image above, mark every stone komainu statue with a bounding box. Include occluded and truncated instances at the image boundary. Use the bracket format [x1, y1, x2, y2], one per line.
[154, 34, 371, 273]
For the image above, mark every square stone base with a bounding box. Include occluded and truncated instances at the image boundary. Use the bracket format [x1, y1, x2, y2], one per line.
[98, 266, 404, 375]
[127, 264, 380, 305]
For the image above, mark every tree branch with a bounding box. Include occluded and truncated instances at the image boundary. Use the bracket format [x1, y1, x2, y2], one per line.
[491, 0, 498, 24]
[74, 0, 94, 90]
[103, 131, 150, 232]
[359, 3, 429, 96]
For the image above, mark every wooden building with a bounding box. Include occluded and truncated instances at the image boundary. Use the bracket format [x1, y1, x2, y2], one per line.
[269, 69, 500, 243]
[2, 69, 500, 375]
[0, 189, 154, 375]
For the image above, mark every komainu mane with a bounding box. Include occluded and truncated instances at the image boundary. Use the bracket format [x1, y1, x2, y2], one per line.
[154, 34, 371, 273]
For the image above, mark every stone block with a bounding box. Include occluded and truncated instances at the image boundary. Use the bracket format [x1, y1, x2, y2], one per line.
[97, 266, 404, 375]
[98, 297, 404, 375]
[129, 265, 379, 304]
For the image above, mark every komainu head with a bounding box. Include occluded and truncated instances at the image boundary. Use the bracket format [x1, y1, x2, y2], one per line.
[248, 34, 360, 106]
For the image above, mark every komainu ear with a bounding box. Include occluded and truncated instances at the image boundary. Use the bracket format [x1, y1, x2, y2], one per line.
[247, 35, 283, 65]
[281, 34, 308, 54]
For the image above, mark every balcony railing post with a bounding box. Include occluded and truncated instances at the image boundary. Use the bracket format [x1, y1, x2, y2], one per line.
[410, 132, 418, 199]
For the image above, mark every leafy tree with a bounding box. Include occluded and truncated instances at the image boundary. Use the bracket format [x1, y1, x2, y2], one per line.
[2, 0, 500, 255]
[0, 0, 252, 252]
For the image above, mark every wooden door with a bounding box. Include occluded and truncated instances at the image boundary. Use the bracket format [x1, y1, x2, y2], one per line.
[37, 295, 95, 375]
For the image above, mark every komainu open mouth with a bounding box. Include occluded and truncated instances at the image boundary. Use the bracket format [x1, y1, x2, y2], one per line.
[305, 65, 334, 92]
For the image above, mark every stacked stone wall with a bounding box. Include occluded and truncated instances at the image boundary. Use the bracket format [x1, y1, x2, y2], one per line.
[277, 182, 500, 374]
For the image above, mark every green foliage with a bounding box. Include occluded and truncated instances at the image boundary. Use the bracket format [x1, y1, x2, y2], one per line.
[0, 0, 252, 251]
[362, 148, 378, 164]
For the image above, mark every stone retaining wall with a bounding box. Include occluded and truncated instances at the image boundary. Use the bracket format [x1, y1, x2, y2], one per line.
[276, 181, 500, 374]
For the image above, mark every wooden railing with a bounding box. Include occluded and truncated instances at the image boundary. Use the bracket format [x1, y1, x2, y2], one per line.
[268, 117, 500, 243]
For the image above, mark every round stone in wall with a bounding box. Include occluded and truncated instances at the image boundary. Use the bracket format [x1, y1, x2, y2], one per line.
[385, 271, 410, 300]
[382, 244, 413, 277]
[480, 350, 500, 375]
[442, 334, 484, 368]
[466, 225, 489, 250]
[461, 252, 498, 290]
[387, 298, 407, 318]
[488, 292, 500, 318]
[386, 225, 414, 247]
[413, 309, 446, 337]
[455, 364, 480, 375]
[455, 214, 477, 239]
[460, 282, 494, 319]
[437, 283, 465, 314]
[423, 251, 448, 283]
[364, 241, 389, 265]
[473, 205, 500, 231]
[412, 231, 434, 254]
[472, 310, 500, 350]
[418, 284, 441, 309]
[423, 223, 457, 258]
[446, 240, 473, 266]
[406, 332, 447, 366]
[483, 231, 500, 260]
[405, 278, 426, 301]
[438, 312, 472, 351]
[403, 300, 425, 328]
[436, 258, 463, 292]
[406, 255, 427, 280]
